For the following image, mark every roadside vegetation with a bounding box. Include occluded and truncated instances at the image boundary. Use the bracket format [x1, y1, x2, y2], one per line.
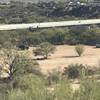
[0, 26, 100, 49]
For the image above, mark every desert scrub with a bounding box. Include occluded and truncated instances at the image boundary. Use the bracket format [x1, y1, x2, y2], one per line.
[63, 64, 94, 79]
[75, 45, 85, 57]
[34, 42, 56, 59]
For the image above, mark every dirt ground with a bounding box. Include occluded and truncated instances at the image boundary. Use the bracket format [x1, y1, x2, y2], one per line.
[1, 45, 100, 76]
[35, 45, 100, 73]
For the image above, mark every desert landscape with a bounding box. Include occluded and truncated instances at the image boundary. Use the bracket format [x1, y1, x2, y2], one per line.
[34, 45, 100, 73]
[0, 1, 100, 99]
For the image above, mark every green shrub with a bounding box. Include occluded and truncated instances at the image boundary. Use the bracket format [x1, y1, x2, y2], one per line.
[63, 64, 94, 79]
[0, 49, 41, 79]
[75, 45, 85, 57]
[9, 54, 41, 79]
[34, 42, 56, 59]
[49, 32, 65, 45]
[17, 42, 29, 50]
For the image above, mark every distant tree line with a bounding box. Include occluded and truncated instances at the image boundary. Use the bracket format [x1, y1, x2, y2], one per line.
[0, 26, 100, 49]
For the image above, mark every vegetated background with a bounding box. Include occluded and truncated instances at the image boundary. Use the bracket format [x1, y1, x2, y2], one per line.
[0, 0, 100, 48]
[0, 0, 93, 3]
[0, 0, 100, 24]
[0, 1, 100, 100]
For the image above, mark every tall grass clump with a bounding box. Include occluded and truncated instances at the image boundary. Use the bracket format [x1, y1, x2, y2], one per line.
[53, 79, 73, 100]
[77, 78, 100, 100]
[7, 89, 28, 100]
[75, 45, 85, 57]
[8, 74, 51, 100]
[47, 68, 62, 85]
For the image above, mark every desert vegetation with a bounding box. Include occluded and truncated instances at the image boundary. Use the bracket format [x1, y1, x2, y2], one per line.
[0, 0, 100, 24]
[0, 1, 100, 100]
[0, 47, 100, 100]
[0, 1, 100, 49]
[34, 42, 56, 59]
[75, 45, 85, 57]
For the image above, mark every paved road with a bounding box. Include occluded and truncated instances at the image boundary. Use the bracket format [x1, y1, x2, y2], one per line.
[0, 19, 100, 31]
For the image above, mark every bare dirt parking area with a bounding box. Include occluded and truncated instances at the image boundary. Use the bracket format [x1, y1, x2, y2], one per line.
[37, 45, 100, 73]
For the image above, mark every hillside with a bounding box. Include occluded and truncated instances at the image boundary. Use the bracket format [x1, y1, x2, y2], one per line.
[0, 0, 59, 3]
[0, 0, 96, 3]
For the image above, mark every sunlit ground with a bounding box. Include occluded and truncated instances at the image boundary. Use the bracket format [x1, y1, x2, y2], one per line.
[36, 45, 100, 73]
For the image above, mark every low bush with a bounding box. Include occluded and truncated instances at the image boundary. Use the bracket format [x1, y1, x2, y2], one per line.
[63, 64, 94, 79]
[75, 45, 85, 57]
[34, 42, 56, 59]
[17, 42, 29, 50]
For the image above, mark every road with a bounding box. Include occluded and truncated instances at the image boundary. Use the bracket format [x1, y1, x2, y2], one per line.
[0, 19, 100, 30]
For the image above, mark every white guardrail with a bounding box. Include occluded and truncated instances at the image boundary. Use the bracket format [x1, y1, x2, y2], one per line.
[0, 19, 100, 31]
